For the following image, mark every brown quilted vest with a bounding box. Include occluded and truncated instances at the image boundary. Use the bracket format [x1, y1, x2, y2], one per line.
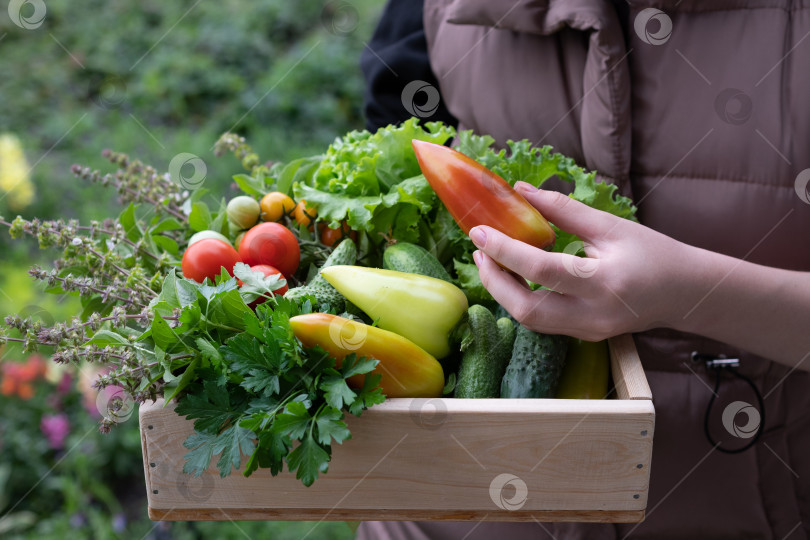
[416, 0, 810, 538]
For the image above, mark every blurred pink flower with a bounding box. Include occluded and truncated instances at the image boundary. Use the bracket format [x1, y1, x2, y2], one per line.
[56, 371, 73, 395]
[40, 413, 70, 449]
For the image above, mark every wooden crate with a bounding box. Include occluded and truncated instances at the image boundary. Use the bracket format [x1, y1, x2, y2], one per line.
[139, 333, 654, 522]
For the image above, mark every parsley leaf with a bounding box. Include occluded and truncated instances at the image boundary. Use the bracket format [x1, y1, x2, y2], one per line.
[221, 333, 282, 396]
[213, 425, 256, 478]
[286, 434, 331, 487]
[175, 380, 240, 433]
[272, 400, 312, 440]
[314, 406, 351, 446]
[233, 262, 287, 303]
[320, 370, 357, 410]
[349, 373, 385, 417]
[182, 430, 217, 477]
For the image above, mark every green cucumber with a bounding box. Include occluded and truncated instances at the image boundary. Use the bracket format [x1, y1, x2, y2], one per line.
[383, 242, 452, 282]
[493, 318, 517, 362]
[310, 238, 357, 288]
[500, 326, 569, 398]
[286, 239, 356, 312]
[494, 303, 517, 326]
[284, 285, 346, 312]
[454, 305, 516, 398]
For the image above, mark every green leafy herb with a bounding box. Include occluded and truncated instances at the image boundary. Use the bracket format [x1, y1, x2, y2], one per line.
[174, 296, 385, 486]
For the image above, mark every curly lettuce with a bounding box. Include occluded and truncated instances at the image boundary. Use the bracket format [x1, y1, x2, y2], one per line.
[272, 118, 636, 274]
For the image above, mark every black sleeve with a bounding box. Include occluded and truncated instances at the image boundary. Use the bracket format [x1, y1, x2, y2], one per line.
[360, 0, 458, 131]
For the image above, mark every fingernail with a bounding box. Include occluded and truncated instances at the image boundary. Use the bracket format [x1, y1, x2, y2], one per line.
[515, 181, 537, 193]
[469, 227, 486, 247]
[473, 250, 482, 265]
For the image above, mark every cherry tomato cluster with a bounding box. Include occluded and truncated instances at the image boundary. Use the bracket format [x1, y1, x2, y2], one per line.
[260, 192, 356, 248]
[180, 190, 357, 304]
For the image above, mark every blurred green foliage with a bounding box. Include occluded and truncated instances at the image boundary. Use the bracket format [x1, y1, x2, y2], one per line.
[0, 0, 378, 224]
[0, 0, 382, 537]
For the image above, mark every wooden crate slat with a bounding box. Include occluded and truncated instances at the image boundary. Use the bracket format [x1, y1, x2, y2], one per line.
[609, 334, 652, 400]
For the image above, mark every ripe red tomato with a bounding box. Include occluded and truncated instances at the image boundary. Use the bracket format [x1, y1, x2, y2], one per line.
[237, 264, 289, 307]
[238, 222, 300, 276]
[318, 221, 357, 248]
[182, 238, 242, 283]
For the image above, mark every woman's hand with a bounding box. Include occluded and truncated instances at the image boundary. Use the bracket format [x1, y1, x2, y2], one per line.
[471, 182, 810, 369]
[470, 182, 686, 341]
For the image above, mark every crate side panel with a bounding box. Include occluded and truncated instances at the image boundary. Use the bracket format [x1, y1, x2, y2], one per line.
[142, 399, 654, 515]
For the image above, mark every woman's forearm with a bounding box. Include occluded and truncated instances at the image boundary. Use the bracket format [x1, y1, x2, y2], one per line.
[670, 244, 810, 370]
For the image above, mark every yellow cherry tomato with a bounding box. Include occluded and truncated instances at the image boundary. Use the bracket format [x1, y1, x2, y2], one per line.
[260, 192, 295, 222]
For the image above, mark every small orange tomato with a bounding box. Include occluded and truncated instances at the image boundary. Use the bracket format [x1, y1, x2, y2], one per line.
[260, 192, 295, 222]
[293, 200, 316, 227]
[318, 221, 357, 248]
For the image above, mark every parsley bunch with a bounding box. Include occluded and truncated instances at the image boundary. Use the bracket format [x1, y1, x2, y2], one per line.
[173, 291, 384, 486]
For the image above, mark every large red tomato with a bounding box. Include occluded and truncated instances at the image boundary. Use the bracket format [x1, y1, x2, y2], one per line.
[182, 238, 242, 283]
[238, 222, 300, 276]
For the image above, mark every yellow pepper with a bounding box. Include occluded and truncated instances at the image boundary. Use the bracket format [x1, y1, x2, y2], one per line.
[288, 313, 444, 398]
